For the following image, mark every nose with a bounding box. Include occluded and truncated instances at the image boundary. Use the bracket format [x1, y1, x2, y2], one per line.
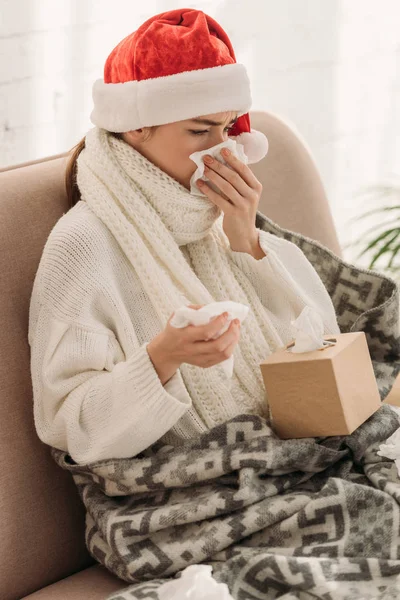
[211, 128, 228, 145]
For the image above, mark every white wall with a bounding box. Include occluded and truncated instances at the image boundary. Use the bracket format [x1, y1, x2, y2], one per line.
[1, 0, 399, 267]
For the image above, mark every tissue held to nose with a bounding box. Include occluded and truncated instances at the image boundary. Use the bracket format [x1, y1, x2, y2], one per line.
[189, 138, 248, 197]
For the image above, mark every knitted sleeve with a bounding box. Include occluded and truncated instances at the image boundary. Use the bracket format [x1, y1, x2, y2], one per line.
[229, 228, 341, 335]
[29, 303, 192, 465]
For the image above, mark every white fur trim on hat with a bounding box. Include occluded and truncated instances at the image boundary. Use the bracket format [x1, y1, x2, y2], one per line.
[90, 63, 252, 132]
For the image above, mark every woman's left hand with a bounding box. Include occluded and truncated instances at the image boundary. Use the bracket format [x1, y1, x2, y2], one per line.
[197, 148, 262, 253]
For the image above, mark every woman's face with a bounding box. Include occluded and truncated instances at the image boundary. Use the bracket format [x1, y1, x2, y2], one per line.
[121, 111, 238, 190]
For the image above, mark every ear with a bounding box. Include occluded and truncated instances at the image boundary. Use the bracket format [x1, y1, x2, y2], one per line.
[120, 129, 148, 149]
[123, 129, 143, 142]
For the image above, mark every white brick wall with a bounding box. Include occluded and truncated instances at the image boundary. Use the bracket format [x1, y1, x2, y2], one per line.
[1, 0, 399, 265]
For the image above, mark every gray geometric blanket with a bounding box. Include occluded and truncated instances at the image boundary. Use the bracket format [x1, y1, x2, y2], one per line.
[51, 210, 400, 598]
[52, 407, 400, 599]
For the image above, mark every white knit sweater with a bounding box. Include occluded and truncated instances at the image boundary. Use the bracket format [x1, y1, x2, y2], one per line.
[28, 199, 340, 464]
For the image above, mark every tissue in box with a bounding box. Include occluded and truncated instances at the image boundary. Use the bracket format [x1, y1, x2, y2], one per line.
[259, 332, 381, 438]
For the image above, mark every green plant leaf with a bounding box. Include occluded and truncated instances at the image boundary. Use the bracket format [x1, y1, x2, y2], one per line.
[369, 230, 400, 268]
[347, 204, 400, 224]
[354, 228, 400, 260]
[345, 219, 400, 250]
[387, 242, 400, 268]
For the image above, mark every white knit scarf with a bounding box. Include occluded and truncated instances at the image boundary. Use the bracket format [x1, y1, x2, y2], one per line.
[76, 127, 306, 429]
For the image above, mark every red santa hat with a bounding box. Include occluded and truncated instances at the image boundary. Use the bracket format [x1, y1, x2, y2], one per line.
[90, 8, 268, 164]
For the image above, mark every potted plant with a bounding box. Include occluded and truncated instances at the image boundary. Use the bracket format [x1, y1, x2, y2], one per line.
[343, 183, 400, 283]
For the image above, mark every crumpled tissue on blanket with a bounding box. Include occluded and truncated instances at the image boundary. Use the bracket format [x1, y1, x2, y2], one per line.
[158, 565, 234, 600]
[377, 405, 400, 476]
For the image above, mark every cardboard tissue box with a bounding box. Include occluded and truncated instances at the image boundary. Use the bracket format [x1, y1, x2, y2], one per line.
[259, 306, 381, 438]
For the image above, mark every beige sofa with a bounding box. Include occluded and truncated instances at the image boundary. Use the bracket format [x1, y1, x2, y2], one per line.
[1, 111, 399, 599]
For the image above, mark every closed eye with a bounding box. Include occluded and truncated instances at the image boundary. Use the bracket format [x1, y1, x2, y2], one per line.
[189, 126, 234, 136]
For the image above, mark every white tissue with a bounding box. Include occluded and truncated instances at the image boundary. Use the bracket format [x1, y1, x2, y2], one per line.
[377, 425, 400, 478]
[188, 138, 249, 197]
[158, 564, 234, 600]
[288, 305, 336, 353]
[170, 301, 250, 378]
[377, 427, 400, 460]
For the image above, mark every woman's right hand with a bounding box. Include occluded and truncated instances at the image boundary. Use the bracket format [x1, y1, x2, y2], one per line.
[147, 305, 241, 378]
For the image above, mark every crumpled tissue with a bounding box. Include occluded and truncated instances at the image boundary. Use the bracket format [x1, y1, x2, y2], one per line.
[158, 564, 235, 600]
[288, 305, 337, 353]
[377, 422, 400, 477]
[188, 138, 248, 197]
[170, 300, 250, 378]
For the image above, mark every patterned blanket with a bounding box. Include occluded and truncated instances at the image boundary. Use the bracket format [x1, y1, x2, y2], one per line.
[51, 211, 400, 598]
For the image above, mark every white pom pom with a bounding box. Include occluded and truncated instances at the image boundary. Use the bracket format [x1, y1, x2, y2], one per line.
[231, 129, 269, 164]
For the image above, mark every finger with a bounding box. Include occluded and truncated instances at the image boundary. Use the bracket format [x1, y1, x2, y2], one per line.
[204, 165, 244, 207]
[196, 318, 239, 354]
[221, 149, 262, 191]
[187, 312, 229, 343]
[204, 157, 249, 198]
[218, 335, 239, 359]
[205, 313, 235, 342]
[202, 334, 239, 366]
[211, 320, 240, 354]
[197, 179, 234, 211]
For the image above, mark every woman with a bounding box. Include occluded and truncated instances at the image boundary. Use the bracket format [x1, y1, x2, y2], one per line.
[28, 8, 340, 465]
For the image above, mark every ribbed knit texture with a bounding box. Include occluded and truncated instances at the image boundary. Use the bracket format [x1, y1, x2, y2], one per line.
[28, 127, 340, 464]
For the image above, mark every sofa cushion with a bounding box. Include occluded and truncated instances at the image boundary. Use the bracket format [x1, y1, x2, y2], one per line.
[21, 565, 125, 599]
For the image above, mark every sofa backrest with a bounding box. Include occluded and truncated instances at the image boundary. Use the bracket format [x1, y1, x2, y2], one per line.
[251, 111, 341, 256]
[0, 110, 341, 599]
[0, 156, 95, 599]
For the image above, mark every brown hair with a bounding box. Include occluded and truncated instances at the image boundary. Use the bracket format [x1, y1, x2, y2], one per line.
[65, 127, 157, 209]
